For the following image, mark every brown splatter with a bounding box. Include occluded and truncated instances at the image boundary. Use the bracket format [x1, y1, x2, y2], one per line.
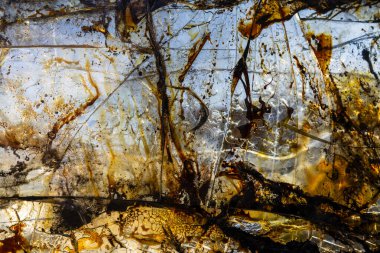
[238, 0, 379, 39]
[306, 32, 332, 75]
[0, 223, 30, 253]
[238, 1, 299, 39]
[0, 123, 45, 149]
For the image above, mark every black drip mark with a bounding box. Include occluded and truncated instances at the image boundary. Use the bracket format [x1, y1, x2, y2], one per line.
[362, 48, 379, 84]
[146, 0, 171, 199]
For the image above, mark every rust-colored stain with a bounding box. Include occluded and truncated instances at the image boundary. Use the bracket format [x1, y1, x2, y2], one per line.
[0, 223, 29, 253]
[178, 32, 210, 83]
[0, 123, 45, 149]
[0, 0, 379, 252]
[306, 32, 332, 74]
[47, 60, 100, 141]
[238, 0, 303, 39]
[44, 57, 80, 69]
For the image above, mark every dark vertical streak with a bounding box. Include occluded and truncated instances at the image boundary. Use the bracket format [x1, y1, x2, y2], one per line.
[362, 48, 379, 84]
[146, 0, 170, 199]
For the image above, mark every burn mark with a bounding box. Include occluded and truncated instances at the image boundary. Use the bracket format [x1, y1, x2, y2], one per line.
[162, 226, 184, 253]
[42, 147, 61, 169]
[52, 199, 104, 234]
[236, 97, 272, 139]
[179, 159, 200, 206]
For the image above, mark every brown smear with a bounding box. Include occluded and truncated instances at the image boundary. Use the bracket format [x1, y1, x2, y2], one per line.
[293, 54, 327, 109]
[238, 1, 305, 39]
[44, 57, 79, 69]
[0, 123, 45, 150]
[293, 55, 307, 100]
[81, 18, 111, 36]
[306, 32, 346, 114]
[0, 223, 30, 253]
[105, 125, 117, 194]
[238, 0, 379, 40]
[130, 95, 151, 157]
[307, 32, 353, 124]
[82, 143, 100, 197]
[124, 6, 137, 31]
[168, 119, 187, 162]
[306, 33, 332, 75]
[305, 31, 380, 207]
[27, 7, 67, 20]
[48, 60, 100, 141]
[305, 157, 350, 202]
[178, 32, 210, 83]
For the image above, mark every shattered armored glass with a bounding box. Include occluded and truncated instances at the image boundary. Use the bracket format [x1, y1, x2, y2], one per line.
[0, 0, 379, 252]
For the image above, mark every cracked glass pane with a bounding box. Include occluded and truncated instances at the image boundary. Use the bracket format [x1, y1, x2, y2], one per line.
[0, 0, 379, 252]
